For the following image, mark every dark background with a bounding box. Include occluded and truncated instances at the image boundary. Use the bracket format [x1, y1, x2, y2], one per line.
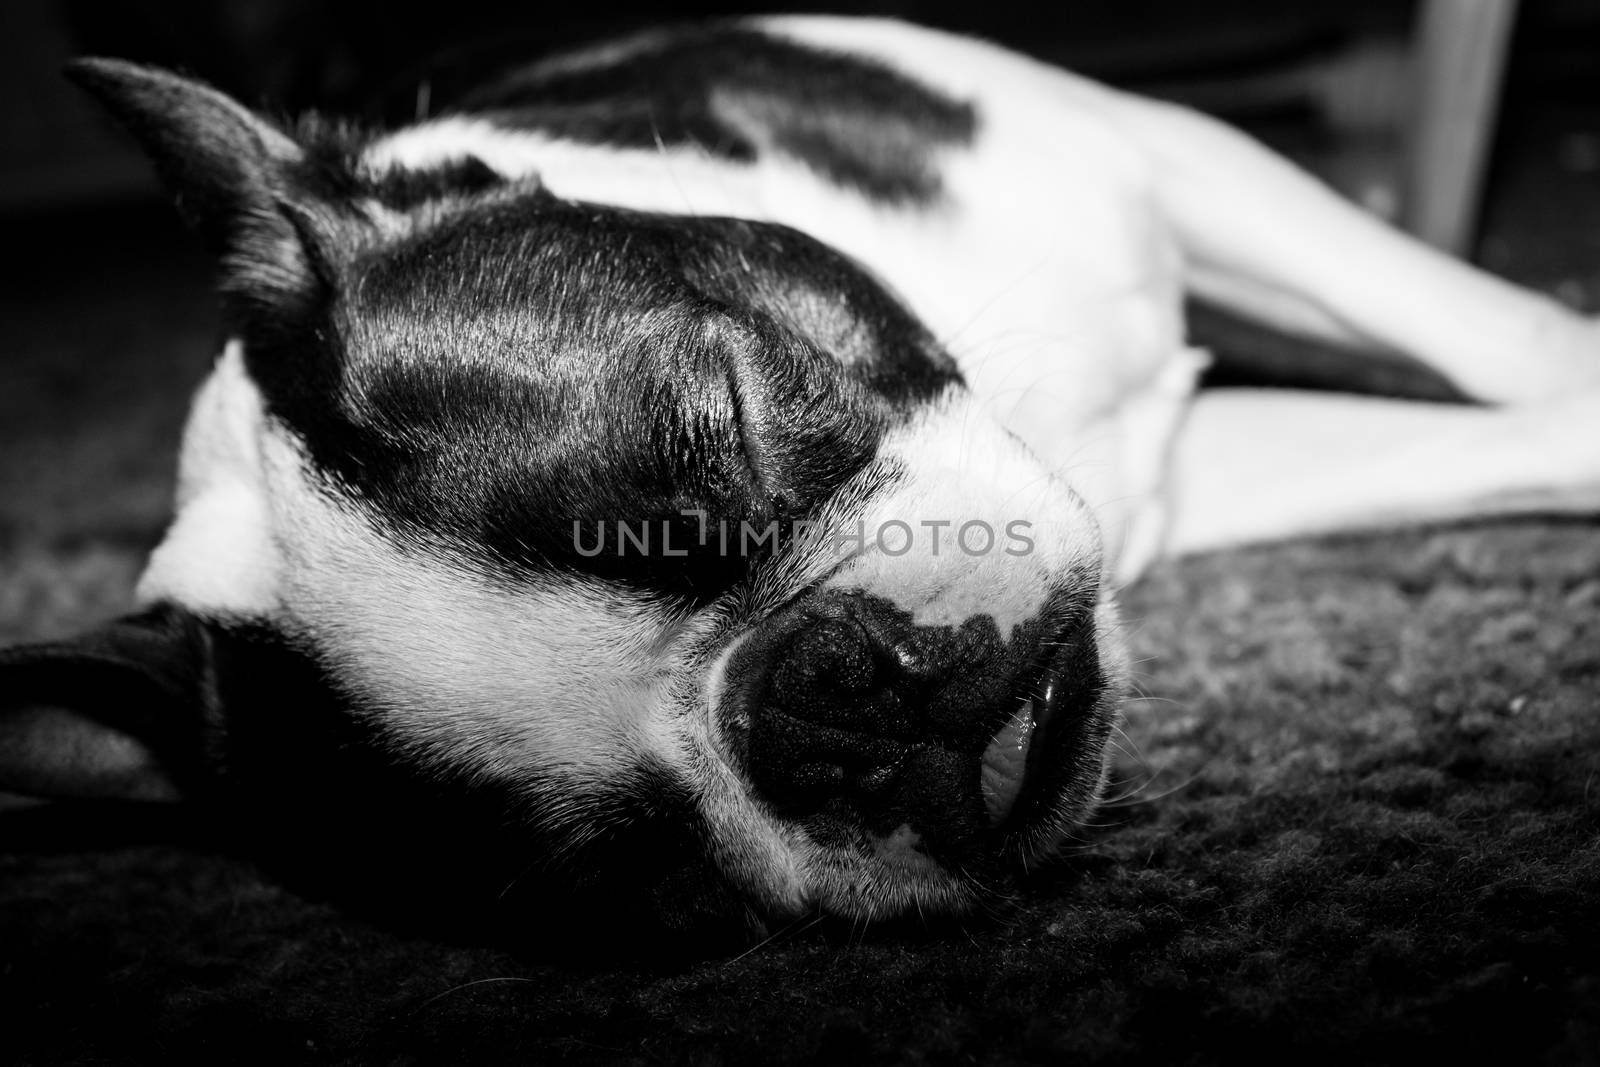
[3, 2, 1600, 1064]
[5, 0, 1599, 209]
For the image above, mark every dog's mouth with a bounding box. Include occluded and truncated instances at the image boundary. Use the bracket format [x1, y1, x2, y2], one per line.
[981, 613, 1112, 844]
[979, 696, 1038, 826]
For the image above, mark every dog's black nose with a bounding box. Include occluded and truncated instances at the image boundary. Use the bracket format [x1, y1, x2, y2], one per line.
[753, 613, 911, 804]
[731, 588, 1072, 845]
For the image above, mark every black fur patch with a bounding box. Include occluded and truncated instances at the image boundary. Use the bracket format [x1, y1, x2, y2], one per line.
[289, 115, 509, 211]
[244, 190, 960, 602]
[456, 23, 977, 205]
[363, 154, 506, 208]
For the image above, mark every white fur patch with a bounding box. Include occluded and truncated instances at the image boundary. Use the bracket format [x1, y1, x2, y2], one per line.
[819, 391, 1104, 633]
[259, 431, 687, 792]
[136, 342, 280, 616]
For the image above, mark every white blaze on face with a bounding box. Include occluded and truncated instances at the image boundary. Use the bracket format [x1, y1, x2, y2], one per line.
[820, 391, 1104, 629]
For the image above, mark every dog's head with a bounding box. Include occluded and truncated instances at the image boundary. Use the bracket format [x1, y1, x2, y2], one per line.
[0, 60, 1124, 953]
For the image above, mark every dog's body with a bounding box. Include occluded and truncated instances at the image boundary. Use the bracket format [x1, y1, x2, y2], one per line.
[3, 16, 1598, 952]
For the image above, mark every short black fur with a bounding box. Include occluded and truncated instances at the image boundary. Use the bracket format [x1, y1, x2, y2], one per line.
[245, 190, 961, 602]
[457, 23, 977, 205]
[288, 114, 508, 210]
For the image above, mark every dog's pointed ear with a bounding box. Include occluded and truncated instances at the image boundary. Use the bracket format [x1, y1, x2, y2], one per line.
[0, 606, 221, 803]
[65, 58, 326, 304]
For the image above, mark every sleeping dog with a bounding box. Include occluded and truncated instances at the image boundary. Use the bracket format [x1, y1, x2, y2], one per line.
[3, 16, 1598, 952]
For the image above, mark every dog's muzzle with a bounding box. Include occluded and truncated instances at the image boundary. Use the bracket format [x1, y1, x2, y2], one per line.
[723, 587, 1102, 864]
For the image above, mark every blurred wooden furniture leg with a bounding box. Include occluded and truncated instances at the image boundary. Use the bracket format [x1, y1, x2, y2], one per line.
[1405, 0, 1519, 257]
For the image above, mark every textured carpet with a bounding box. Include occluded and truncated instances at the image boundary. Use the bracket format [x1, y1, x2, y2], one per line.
[3, 102, 1599, 1065]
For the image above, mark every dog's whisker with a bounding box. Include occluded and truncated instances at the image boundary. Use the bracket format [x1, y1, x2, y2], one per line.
[1098, 759, 1203, 809]
[725, 909, 824, 965]
[648, 112, 698, 216]
[415, 976, 536, 1013]
[934, 252, 1055, 353]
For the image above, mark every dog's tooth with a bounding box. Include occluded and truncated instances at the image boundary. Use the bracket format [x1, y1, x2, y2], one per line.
[980, 698, 1035, 826]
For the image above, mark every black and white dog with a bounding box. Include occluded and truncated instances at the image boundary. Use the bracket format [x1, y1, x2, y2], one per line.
[3, 17, 1598, 952]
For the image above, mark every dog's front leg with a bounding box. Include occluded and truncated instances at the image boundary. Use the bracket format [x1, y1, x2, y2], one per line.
[1163, 388, 1600, 557]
